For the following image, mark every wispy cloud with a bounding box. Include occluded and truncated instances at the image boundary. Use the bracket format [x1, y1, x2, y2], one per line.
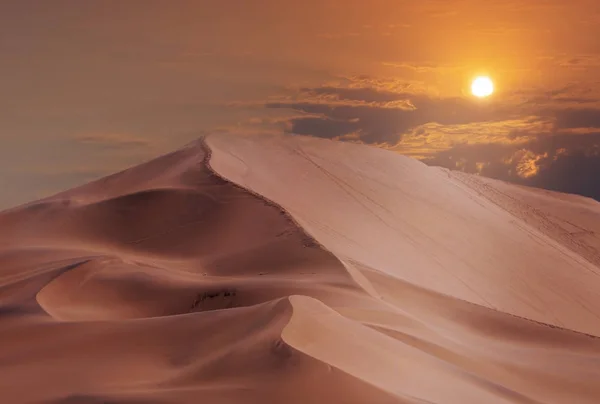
[74, 133, 154, 151]
[382, 62, 464, 74]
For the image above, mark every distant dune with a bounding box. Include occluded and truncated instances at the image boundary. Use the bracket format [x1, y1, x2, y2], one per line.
[1, 134, 600, 403]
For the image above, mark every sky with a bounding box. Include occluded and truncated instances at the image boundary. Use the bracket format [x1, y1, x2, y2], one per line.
[2, 0, 600, 208]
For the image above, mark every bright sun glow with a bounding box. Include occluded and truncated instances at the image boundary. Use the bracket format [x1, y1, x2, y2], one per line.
[471, 76, 494, 98]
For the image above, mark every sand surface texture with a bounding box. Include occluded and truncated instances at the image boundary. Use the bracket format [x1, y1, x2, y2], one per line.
[1, 134, 600, 403]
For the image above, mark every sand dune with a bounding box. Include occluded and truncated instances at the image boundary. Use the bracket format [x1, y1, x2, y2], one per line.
[1, 134, 600, 403]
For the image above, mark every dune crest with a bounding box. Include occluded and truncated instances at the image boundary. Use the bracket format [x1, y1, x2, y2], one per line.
[1, 134, 600, 403]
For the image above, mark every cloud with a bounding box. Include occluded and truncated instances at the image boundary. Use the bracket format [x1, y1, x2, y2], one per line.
[265, 78, 518, 144]
[532, 151, 600, 199]
[382, 62, 463, 74]
[422, 132, 600, 200]
[391, 117, 552, 159]
[552, 55, 600, 69]
[515, 84, 599, 106]
[267, 101, 415, 144]
[299, 86, 416, 104]
[316, 32, 361, 39]
[74, 133, 153, 150]
[0, 168, 107, 208]
[285, 116, 359, 139]
[256, 74, 600, 200]
[554, 108, 600, 129]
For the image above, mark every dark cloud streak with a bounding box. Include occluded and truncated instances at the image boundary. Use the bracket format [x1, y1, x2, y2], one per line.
[266, 84, 518, 144]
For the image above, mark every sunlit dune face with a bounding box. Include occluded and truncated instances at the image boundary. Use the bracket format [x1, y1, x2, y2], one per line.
[471, 76, 494, 98]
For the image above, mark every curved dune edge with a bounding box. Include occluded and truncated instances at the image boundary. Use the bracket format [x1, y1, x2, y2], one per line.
[200, 137, 382, 300]
[5, 297, 405, 404]
[282, 295, 541, 404]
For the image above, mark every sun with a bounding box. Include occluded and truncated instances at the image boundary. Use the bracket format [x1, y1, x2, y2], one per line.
[471, 76, 494, 98]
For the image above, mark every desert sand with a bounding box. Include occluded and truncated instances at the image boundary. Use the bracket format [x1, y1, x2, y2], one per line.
[1, 133, 600, 403]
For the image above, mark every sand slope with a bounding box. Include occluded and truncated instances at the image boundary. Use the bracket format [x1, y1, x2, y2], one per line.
[1, 134, 600, 403]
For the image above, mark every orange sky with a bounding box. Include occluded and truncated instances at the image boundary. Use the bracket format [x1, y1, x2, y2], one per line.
[2, 0, 600, 207]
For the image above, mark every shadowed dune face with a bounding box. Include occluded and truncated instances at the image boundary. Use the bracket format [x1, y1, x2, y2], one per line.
[1, 142, 366, 323]
[2, 135, 600, 403]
